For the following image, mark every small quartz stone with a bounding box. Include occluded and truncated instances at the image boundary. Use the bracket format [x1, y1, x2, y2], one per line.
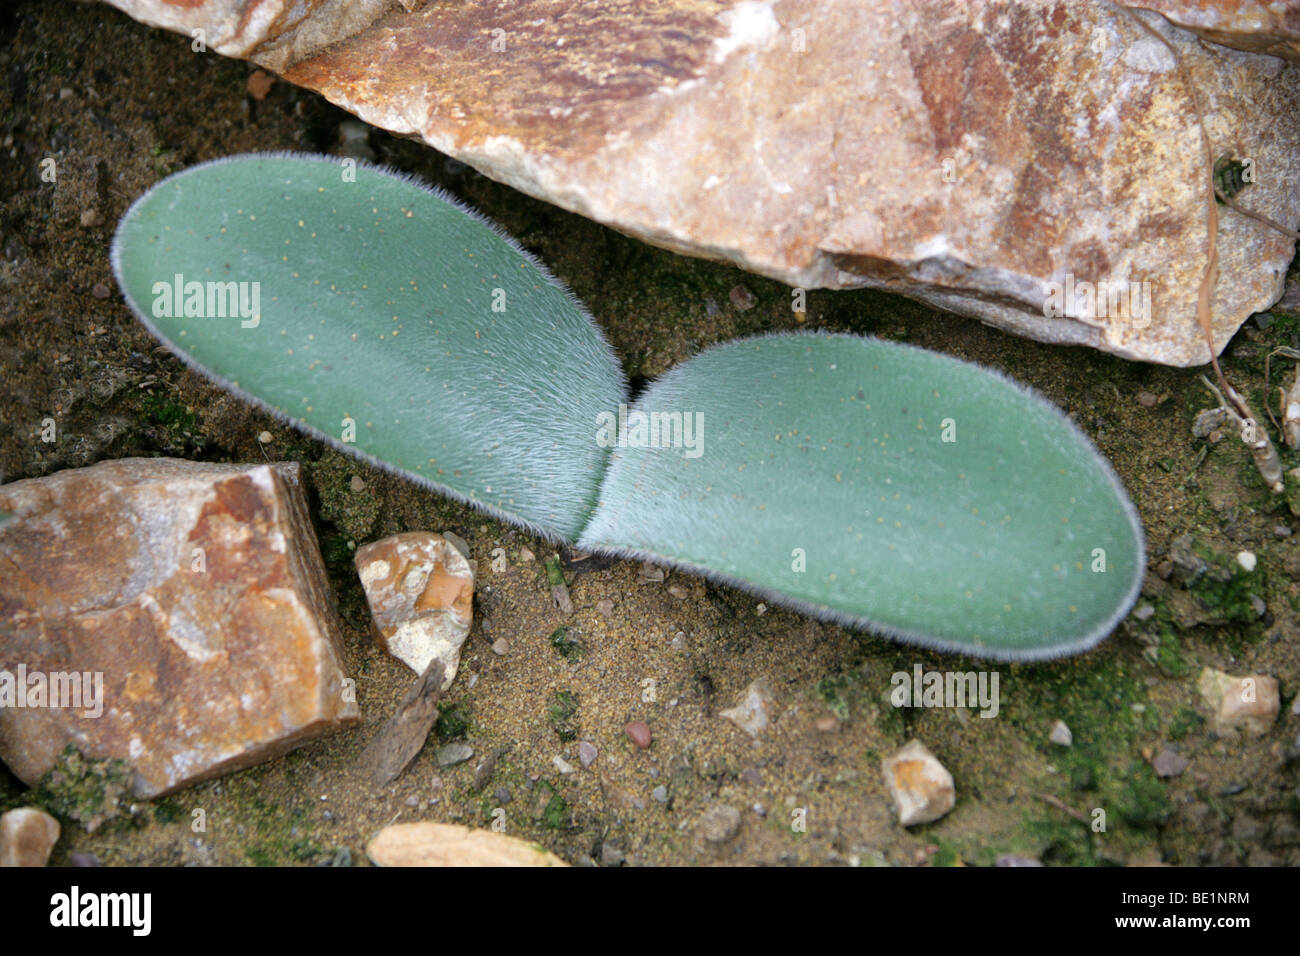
[720, 680, 776, 737]
[1049, 720, 1073, 747]
[0, 808, 60, 867]
[882, 739, 956, 827]
[1198, 667, 1280, 737]
[355, 532, 475, 688]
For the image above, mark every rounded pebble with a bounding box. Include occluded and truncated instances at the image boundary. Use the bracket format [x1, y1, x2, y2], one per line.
[729, 284, 757, 310]
[625, 721, 652, 749]
[697, 804, 742, 843]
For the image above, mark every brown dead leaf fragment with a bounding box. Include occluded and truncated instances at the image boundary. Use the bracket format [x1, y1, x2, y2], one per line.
[360, 659, 445, 785]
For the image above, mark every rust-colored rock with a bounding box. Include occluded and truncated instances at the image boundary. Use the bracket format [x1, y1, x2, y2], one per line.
[100, 0, 1300, 366]
[354, 532, 474, 686]
[624, 720, 652, 750]
[0, 458, 360, 798]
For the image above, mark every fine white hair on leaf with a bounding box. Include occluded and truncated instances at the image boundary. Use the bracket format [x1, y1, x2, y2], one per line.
[578, 331, 1145, 661]
[112, 151, 626, 541]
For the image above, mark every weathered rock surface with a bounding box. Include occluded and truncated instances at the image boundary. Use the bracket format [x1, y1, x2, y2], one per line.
[1197, 666, 1280, 736]
[105, 0, 396, 74]
[359, 659, 445, 785]
[0, 458, 360, 798]
[1130, 2, 1300, 60]
[0, 807, 60, 867]
[102, 0, 1300, 365]
[883, 738, 956, 826]
[366, 821, 569, 866]
[354, 532, 474, 687]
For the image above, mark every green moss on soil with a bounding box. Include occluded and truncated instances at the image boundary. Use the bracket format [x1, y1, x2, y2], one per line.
[31, 745, 133, 833]
[548, 690, 580, 742]
[549, 626, 584, 661]
[435, 701, 472, 741]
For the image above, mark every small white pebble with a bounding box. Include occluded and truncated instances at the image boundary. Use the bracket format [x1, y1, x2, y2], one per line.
[1236, 551, 1257, 573]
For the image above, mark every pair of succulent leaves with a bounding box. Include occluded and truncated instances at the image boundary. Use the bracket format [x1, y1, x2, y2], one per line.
[112, 154, 1144, 660]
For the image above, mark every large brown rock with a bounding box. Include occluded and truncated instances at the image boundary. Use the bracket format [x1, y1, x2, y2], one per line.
[101, 0, 1300, 365]
[0, 458, 360, 798]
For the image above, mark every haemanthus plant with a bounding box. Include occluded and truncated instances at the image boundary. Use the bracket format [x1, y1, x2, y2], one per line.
[111, 153, 1145, 661]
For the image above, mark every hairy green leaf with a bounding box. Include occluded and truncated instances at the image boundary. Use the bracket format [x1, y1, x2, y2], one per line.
[579, 334, 1144, 659]
[113, 154, 1145, 659]
[112, 153, 624, 539]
